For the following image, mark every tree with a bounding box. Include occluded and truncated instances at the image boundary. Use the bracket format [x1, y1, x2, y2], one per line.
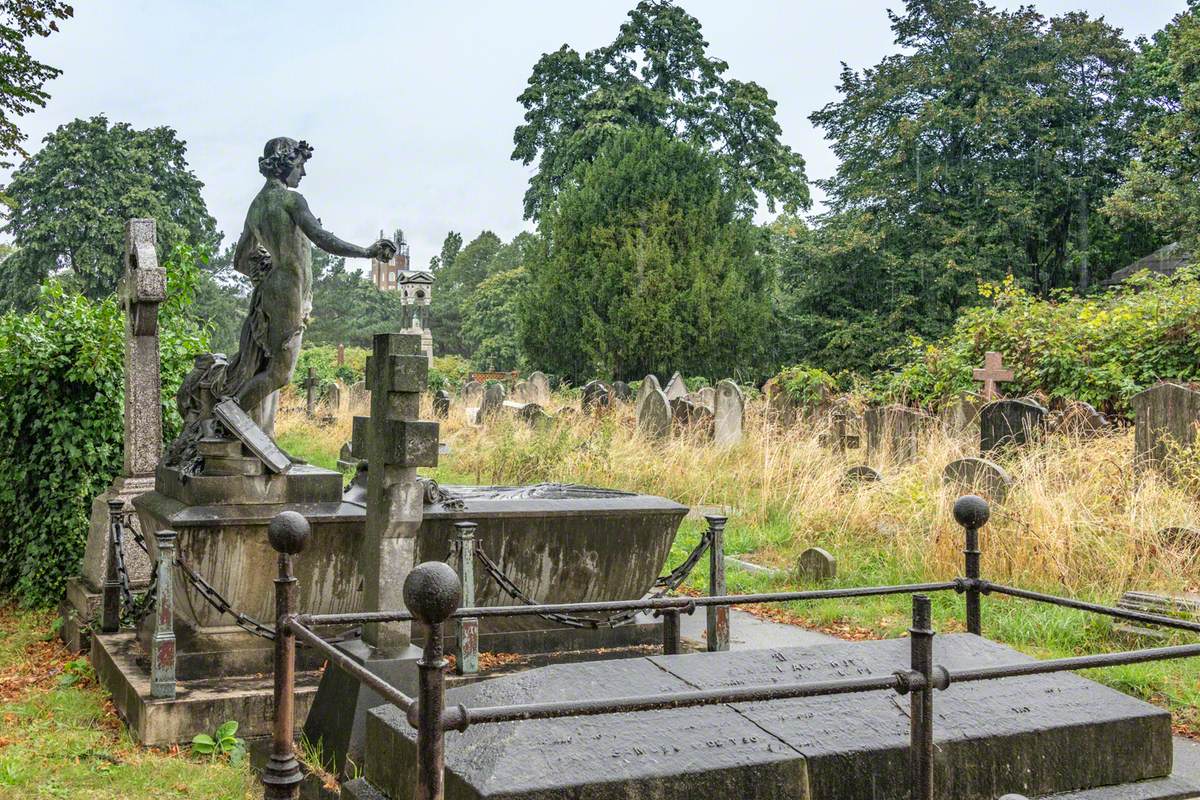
[428, 231, 462, 272]
[430, 231, 502, 356]
[461, 267, 528, 371]
[1, 116, 218, 309]
[305, 249, 407, 347]
[1103, 7, 1200, 252]
[520, 126, 772, 383]
[0, 0, 73, 168]
[512, 0, 808, 220]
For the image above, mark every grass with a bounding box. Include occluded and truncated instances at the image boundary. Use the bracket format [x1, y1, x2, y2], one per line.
[0, 606, 256, 800]
[280, 390, 1199, 735]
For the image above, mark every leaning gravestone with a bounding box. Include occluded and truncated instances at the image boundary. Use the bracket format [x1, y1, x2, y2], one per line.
[943, 457, 1013, 504]
[797, 546, 836, 581]
[527, 371, 551, 404]
[664, 371, 688, 402]
[637, 382, 672, 439]
[713, 380, 745, 447]
[635, 374, 663, 418]
[864, 405, 926, 464]
[979, 398, 1047, 455]
[1050, 400, 1110, 438]
[510, 379, 532, 404]
[689, 386, 715, 412]
[324, 381, 344, 414]
[1131, 382, 1200, 474]
[671, 396, 714, 437]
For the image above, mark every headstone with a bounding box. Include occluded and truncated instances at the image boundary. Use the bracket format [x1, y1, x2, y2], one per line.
[527, 371, 551, 405]
[510, 379, 532, 404]
[337, 440, 358, 471]
[819, 407, 861, 453]
[939, 391, 983, 434]
[637, 381, 672, 439]
[979, 398, 1047, 455]
[581, 380, 611, 415]
[973, 350, 1014, 401]
[303, 367, 320, 417]
[433, 389, 450, 419]
[1050, 401, 1110, 437]
[70, 220, 165, 648]
[943, 457, 1013, 504]
[480, 382, 506, 420]
[503, 400, 551, 427]
[462, 380, 485, 424]
[713, 380, 744, 447]
[863, 405, 926, 464]
[764, 378, 800, 426]
[634, 375, 663, 419]
[324, 381, 344, 414]
[671, 396, 714, 436]
[348, 380, 370, 410]
[843, 465, 883, 486]
[797, 546, 836, 581]
[1131, 382, 1200, 473]
[359, 635, 1177, 800]
[611, 381, 632, 403]
[688, 386, 715, 411]
[663, 371, 688, 402]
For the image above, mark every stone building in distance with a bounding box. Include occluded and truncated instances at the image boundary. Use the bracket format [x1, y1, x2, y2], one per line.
[370, 228, 434, 363]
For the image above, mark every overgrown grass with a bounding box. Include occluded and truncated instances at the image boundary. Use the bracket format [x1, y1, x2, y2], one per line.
[275, 392, 1200, 733]
[0, 607, 256, 799]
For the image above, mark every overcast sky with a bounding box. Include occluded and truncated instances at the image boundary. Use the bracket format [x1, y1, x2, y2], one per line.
[3, 0, 1188, 272]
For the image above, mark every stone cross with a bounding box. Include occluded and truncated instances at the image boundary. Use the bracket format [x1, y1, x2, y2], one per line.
[337, 343, 345, 366]
[357, 333, 439, 652]
[121, 219, 167, 478]
[972, 351, 1013, 401]
[303, 367, 319, 417]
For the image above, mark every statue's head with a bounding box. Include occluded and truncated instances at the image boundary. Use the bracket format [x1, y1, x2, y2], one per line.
[258, 137, 313, 187]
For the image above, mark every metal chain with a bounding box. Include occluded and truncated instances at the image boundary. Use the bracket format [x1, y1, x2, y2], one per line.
[109, 511, 136, 616]
[472, 530, 713, 629]
[173, 556, 279, 640]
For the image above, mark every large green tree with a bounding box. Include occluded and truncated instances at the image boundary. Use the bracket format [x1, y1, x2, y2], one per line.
[429, 230, 502, 356]
[512, 0, 808, 220]
[521, 126, 772, 383]
[1, 115, 218, 309]
[462, 266, 528, 372]
[0, 0, 72, 168]
[305, 249, 407, 347]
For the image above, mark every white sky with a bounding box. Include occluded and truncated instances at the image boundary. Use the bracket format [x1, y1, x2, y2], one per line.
[3, 0, 1188, 271]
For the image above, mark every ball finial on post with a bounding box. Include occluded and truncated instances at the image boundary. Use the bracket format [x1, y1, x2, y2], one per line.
[404, 561, 462, 625]
[268, 510, 311, 555]
[953, 494, 990, 530]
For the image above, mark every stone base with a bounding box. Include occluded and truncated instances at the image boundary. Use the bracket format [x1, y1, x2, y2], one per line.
[59, 576, 101, 653]
[91, 631, 321, 746]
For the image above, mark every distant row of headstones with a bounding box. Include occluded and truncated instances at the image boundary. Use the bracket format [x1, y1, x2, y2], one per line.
[633, 372, 745, 446]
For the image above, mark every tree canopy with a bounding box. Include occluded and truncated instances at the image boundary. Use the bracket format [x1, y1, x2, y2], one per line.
[512, 0, 808, 220]
[1, 115, 218, 309]
[0, 0, 72, 168]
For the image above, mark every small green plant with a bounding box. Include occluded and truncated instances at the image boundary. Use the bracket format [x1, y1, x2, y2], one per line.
[192, 720, 247, 765]
[55, 658, 92, 688]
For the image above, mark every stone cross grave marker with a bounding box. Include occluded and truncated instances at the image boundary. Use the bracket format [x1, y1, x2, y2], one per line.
[303, 367, 319, 417]
[713, 380, 744, 447]
[864, 405, 926, 465]
[637, 381, 672, 439]
[797, 546, 836, 581]
[979, 398, 1047, 455]
[973, 351, 1014, 401]
[528, 371, 551, 405]
[1131, 382, 1200, 474]
[663, 371, 688, 402]
[356, 333, 439, 651]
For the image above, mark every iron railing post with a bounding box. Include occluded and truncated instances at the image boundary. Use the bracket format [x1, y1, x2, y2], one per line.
[101, 499, 124, 633]
[150, 530, 177, 699]
[909, 594, 935, 800]
[661, 609, 682, 655]
[454, 522, 479, 676]
[953, 495, 990, 636]
[405, 562, 462, 800]
[263, 511, 309, 800]
[705, 515, 729, 652]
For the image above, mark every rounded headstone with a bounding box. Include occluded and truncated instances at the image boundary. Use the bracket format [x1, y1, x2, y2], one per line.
[797, 546, 836, 581]
[953, 494, 991, 530]
[943, 457, 1013, 504]
[843, 465, 883, 486]
[268, 510, 311, 555]
[403, 562, 462, 625]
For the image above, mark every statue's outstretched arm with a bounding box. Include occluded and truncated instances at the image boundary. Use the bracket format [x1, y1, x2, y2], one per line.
[288, 192, 381, 259]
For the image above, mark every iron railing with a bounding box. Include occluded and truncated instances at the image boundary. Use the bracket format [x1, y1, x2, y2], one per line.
[260, 496, 1200, 800]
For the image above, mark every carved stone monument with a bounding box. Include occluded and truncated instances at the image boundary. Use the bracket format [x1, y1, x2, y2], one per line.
[713, 380, 745, 447]
[61, 219, 166, 651]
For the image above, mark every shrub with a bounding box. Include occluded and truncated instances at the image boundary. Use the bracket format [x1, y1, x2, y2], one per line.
[772, 364, 839, 406]
[0, 247, 206, 607]
[294, 344, 368, 389]
[430, 355, 471, 392]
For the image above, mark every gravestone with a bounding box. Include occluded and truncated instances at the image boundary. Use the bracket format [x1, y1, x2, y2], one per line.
[765, 379, 801, 426]
[325, 381, 344, 414]
[348, 380, 370, 410]
[713, 380, 745, 447]
[820, 407, 861, 453]
[303, 367, 320, 417]
[864, 405, 926, 464]
[462, 380, 485, 424]
[663, 371, 688, 402]
[355, 635, 1180, 800]
[943, 457, 1013, 503]
[480, 382, 506, 420]
[1131, 382, 1200, 473]
[939, 392, 982, 435]
[64, 219, 165, 650]
[432, 389, 450, 419]
[337, 342, 345, 366]
[1050, 401, 1110, 438]
[797, 546, 836, 581]
[979, 398, 1047, 455]
[671, 396, 714, 436]
[843, 465, 883, 486]
[637, 382, 672, 439]
[504, 400, 551, 427]
[337, 440, 359, 471]
[689, 386, 715, 411]
[611, 380, 632, 403]
[635, 375, 663, 417]
[510, 379, 532, 404]
[973, 351, 1014, 401]
[581, 380, 611, 415]
[527, 371, 551, 405]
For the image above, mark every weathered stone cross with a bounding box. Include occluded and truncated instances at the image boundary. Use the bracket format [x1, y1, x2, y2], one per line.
[972, 351, 1013, 401]
[121, 219, 167, 478]
[302, 367, 319, 417]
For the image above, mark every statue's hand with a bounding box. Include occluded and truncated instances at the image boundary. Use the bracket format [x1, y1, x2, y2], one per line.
[368, 239, 398, 262]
